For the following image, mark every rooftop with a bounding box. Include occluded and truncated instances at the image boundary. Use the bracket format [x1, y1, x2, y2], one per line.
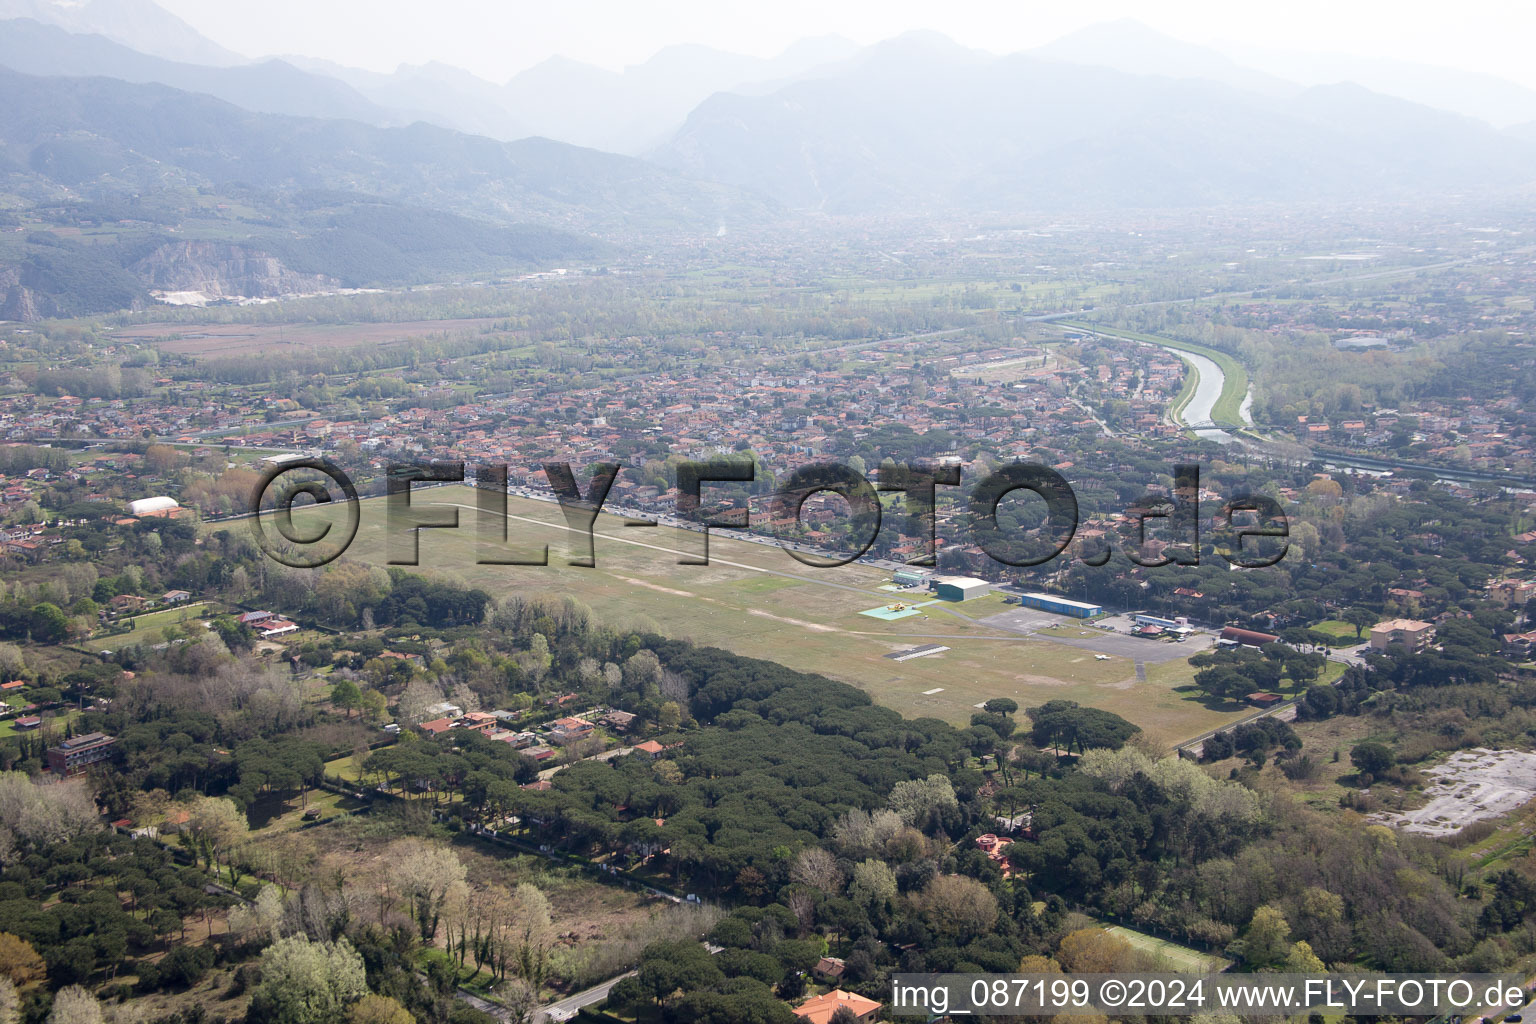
[793, 989, 881, 1023]
[55, 732, 113, 750]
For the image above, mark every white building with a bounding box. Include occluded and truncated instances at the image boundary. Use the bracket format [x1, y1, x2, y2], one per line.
[128, 496, 179, 516]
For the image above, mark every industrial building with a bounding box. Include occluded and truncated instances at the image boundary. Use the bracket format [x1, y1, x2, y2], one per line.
[1018, 592, 1103, 618]
[1134, 613, 1193, 639]
[1220, 626, 1280, 647]
[891, 569, 929, 588]
[929, 575, 991, 601]
[127, 496, 179, 517]
[260, 451, 319, 467]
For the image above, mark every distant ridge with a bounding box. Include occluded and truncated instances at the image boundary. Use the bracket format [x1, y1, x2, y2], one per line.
[653, 32, 1536, 214]
[0, 67, 779, 232]
[0, 0, 243, 65]
[0, 19, 397, 124]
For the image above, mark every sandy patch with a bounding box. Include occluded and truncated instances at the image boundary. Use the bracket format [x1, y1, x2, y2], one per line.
[608, 575, 695, 598]
[747, 609, 837, 632]
[1016, 674, 1074, 687]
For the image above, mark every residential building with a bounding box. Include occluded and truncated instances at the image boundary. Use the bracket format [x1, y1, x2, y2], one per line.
[47, 732, 116, 775]
[792, 989, 881, 1023]
[1370, 619, 1435, 652]
[812, 956, 845, 983]
[600, 709, 637, 732]
[549, 716, 594, 741]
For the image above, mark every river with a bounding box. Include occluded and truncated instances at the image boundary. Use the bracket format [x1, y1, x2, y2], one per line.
[1162, 346, 1250, 445]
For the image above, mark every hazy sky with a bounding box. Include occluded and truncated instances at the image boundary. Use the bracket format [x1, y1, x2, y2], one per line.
[155, 0, 1536, 88]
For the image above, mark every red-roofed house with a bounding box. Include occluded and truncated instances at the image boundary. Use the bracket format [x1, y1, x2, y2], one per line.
[792, 990, 881, 1024]
[549, 716, 594, 741]
[813, 956, 846, 982]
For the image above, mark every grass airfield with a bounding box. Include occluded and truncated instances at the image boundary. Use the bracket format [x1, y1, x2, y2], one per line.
[275, 485, 1246, 747]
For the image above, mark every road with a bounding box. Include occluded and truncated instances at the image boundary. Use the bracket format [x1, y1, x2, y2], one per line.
[1429, 972, 1536, 1024]
[536, 745, 632, 782]
[1172, 641, 1366, 756]
[533, 971, 636, 1023]
[1067, 396, 1115, 437]
[1313, 448, 1536, 491]
[530, 943, 722, 1023]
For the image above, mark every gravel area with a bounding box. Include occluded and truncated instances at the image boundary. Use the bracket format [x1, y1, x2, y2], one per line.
[1377, 748, 1536, 836]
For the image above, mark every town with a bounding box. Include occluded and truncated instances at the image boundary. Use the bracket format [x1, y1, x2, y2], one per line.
[5, 4, 1536, 1024]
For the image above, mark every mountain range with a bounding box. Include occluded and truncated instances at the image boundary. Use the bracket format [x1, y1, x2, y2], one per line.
[4, 2, 1536, 317]
[0, 18, 397, 124]
[0, 61, 771, 318]
[0, 0, 241, 65]
[493, 36, 861, 154]
[12, 2, 1536, 152]
[0, 5, 861, 154]
[0, 66, 772, 231]
[653, 32, 1536, 213]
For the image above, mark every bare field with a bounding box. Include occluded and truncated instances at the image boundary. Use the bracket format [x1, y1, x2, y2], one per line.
[114, 317, 509, 357]
[276, 487, 1247, 747]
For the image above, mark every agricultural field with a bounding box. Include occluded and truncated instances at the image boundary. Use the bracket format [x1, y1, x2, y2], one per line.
[276, 486, 1250, 747]
[111, 316, 512, 357]
[1450, 803, 1536, 876]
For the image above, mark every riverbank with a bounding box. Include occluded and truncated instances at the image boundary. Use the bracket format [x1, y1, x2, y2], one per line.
[1059, 321, 1251, 429]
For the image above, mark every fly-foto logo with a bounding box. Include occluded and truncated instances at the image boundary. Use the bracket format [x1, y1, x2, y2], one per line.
[249, 457, 1288, 571]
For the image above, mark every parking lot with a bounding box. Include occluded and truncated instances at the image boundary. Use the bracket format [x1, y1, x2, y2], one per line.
[978, 607, 1213, 663]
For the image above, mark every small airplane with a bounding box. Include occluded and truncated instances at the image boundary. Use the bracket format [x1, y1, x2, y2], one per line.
[1094, 654, 1111, 660]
